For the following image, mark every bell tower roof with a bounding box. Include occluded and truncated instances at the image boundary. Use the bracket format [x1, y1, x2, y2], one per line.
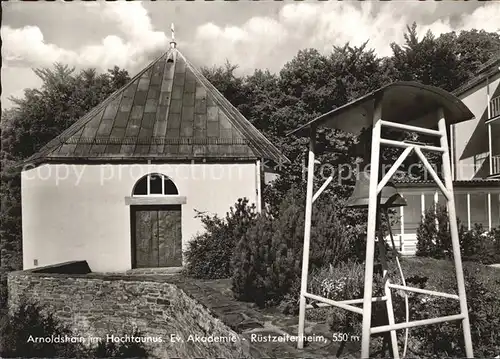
[288, 81, 474, 137]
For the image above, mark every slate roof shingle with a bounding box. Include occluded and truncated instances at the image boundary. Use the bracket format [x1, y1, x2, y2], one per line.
[28, 47, 289, 166]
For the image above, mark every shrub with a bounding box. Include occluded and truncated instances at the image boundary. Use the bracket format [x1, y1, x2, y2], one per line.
[463, 266, 500, 358]
[493, 226, 500, 252]
[0, 302, 152, 358]
[276, 278, 302, 316]
[460, 223, 484, 257]
[278, 260, 363, 315]
[416, 203, 500, 264]
[231, 214, 278, 306]
[232, 193, 305, 307]
[391, 266, 500, 358]
[232, 189, 364, 308]
[461, 224, 500, 265]
[280, 261, 388, 356]
[184, 198, 257, 279]
[384, 257, 500, 358]
[310, 260, 373, 302]
[310, 201, 362, 268]
[277, 241, 393, 316]
[0, 301, 85, 358]
[0, 268, 8, 310]
[315, 261, 384, 334]
[281, 256, 499, 358]
[416, 205, 453, 259]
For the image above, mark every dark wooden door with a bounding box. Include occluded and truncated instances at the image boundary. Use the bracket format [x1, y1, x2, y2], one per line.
[132, 205, 182, 268]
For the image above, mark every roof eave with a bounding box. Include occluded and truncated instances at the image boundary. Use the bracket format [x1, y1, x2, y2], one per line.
[395, 179, 500, 188]
[452, 66, 500, 98]
[22, 155, 267, 169]
[26, 51, 171, 163]
[287, 88, 382, 137]
[288, 81, 473, 137]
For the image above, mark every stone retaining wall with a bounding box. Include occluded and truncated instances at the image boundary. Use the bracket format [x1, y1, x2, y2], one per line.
[7, 269, 248, 359]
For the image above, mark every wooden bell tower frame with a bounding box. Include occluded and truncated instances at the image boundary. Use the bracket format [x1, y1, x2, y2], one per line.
[292, 83, 474, 359]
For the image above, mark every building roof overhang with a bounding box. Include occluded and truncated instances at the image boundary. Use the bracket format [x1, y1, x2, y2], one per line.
[395, 178, 500, 189]
[452, 55, 500, 98]
[287, 81, 474, 137]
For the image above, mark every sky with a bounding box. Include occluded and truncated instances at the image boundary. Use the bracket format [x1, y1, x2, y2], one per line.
[2, 1, 500, 110]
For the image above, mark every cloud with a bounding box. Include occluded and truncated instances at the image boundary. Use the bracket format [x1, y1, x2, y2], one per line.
[460, 3, 500, 33]
[420, 3, 500, 38]
[190, 2, 500, 74]
[2, 1, 499, 110]
[100, 2, 168, 55]
[1, 26, 72, 65]
[1, 2, 168, 72]
[2, 2, 170, 108]
[193, 17, 287, 73]
[1, 65, 43, 107]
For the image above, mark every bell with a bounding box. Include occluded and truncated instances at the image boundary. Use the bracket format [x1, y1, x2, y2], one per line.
[346, 171, 407, 208]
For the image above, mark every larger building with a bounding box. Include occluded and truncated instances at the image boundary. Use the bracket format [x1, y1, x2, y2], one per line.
[394, 56, 500, 255]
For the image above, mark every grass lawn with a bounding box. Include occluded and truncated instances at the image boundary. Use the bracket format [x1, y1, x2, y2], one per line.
[302, 256, 500, 357]
[390, 256, 500, 295]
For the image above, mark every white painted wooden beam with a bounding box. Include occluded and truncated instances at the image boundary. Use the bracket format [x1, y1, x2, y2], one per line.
[467, 192, 471, 230]
[488, 192, 492, 231]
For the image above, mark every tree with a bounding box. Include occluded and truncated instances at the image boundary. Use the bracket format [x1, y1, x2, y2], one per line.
[391, 23, 500, 92]
[200, 60, 246, 111]
[200, 28, 500, 216]
[239, 69, 281, 132]
[262, 43, 396, 210]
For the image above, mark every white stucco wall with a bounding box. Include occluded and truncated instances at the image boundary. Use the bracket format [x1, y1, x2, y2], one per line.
[453, 74, 500, 180]
[21, 162, 258, 272]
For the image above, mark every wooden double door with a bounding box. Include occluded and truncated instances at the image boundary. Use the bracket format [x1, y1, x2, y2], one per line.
[131, 205, 182, 268]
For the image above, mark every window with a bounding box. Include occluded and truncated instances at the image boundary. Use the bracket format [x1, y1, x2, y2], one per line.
[132, 173, 178, 196]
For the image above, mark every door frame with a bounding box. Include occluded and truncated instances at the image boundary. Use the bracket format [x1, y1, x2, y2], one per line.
[130, 204, 182, 269]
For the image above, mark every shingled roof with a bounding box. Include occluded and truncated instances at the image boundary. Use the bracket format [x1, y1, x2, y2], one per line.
[27, 46, 289, 166]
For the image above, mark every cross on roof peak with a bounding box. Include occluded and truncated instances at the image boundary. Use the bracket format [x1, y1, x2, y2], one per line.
[170, 23, 176, 49]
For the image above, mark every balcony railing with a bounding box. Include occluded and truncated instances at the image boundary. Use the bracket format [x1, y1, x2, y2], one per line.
[490, 95, 500, 119]
[492, 155, 500, 177]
